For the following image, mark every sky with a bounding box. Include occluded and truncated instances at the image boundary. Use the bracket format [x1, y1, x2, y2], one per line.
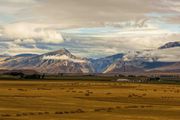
[0, 0, 180, 61]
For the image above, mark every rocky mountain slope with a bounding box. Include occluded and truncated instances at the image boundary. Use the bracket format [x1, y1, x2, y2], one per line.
[0, 49, 94, 74]
[0, 48, 179, 74]
[90, 53, 124, 73]
[103, 60, 144, 73]
[103, 60, 176, 73]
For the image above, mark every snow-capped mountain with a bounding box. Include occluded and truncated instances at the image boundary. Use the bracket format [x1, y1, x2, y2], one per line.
[159, 41, 180, 49]
[0, 49, 94, 74]
[0, 48, 179, 74]
[42, 49, 87, 63]
[103, 49, 177, 73]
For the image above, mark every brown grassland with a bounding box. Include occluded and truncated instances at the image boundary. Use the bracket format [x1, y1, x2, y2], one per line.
[0, 80, 180, 120]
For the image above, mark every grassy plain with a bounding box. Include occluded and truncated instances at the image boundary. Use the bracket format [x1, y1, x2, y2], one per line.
[0, 80, 180, 120]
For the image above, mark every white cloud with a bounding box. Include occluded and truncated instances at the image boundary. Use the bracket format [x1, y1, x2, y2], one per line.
[60, 20, 180, 61]
[1, 0, 37, 3]
[122, 47, 180, 62]
[0, 0, 38, 16]
[160, 0, 180, 12]
[0, 0, 179, 62]
[0, 22, 64, 55]
[152, 47, 180, 62]
[2, 43, 49, 55]
[63, 21, 176, 52]
[2, 22, 64, 44]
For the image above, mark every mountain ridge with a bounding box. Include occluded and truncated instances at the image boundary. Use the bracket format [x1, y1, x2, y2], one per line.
[159, 41, 180, 49]
[0, 48, 179, 74]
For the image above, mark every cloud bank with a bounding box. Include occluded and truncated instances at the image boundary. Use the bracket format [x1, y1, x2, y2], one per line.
[0, 0, 179, 62]
[0, 22, 64, 54]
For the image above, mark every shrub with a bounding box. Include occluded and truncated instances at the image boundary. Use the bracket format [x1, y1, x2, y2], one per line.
[85, 93, 90, 96]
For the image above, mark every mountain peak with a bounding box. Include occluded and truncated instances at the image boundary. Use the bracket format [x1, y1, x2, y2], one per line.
[54, 48, 70, 54]
[42, 48, 82, 61]
[45, 48, 71, 56]
[159, 41, 180, 49]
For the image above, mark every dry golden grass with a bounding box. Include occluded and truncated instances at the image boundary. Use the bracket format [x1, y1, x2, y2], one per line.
[0, 80, 180, 120]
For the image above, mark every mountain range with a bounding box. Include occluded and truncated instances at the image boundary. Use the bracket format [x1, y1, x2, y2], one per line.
[0, 42, 179, 74]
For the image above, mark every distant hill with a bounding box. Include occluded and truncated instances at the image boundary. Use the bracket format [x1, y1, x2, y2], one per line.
[103, 60, 175, 73]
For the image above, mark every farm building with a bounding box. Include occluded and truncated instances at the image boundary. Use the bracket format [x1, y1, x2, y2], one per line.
[114, 79, 131, 82]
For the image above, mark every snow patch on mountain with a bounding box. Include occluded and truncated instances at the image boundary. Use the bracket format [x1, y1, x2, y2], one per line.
[42, 55, 87, 63]
[103, 63, 117, 73]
